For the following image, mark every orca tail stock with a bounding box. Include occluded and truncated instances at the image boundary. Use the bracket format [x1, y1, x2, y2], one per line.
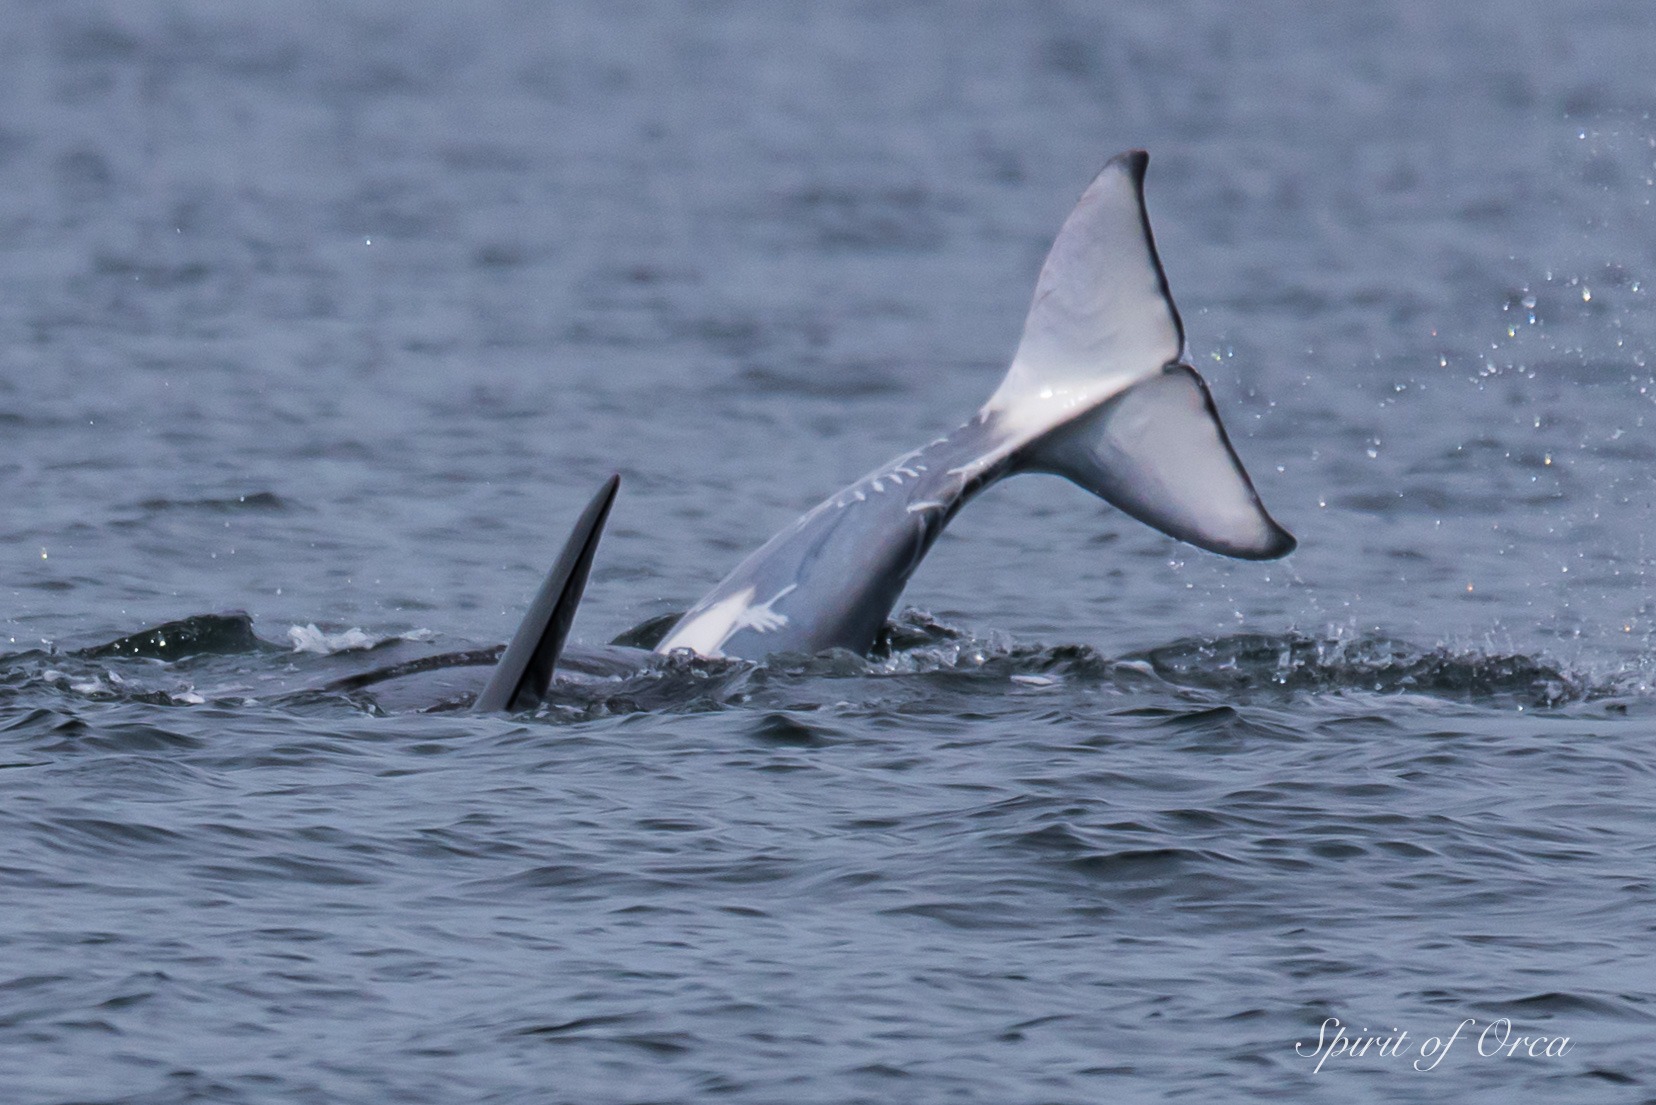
[976, 149, 1294, 560]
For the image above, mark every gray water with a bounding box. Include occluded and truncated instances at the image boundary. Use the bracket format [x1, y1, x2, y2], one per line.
[4, 2, 1656, 1102]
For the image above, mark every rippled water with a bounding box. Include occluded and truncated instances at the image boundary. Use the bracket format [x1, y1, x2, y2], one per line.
[4, 2, 1656, 1102]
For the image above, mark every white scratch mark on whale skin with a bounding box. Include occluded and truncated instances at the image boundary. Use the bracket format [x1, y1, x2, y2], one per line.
[656, 583, 799, 657]
[735, 582, 797, 634]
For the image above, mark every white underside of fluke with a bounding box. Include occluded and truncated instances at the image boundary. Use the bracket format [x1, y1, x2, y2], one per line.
[981, 150, 1184, 445]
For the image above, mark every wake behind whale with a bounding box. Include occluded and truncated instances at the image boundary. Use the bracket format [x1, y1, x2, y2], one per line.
[3, 609, 1613, 719]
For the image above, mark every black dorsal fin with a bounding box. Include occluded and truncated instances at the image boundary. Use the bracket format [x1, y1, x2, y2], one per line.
[473, 474, 620, 713]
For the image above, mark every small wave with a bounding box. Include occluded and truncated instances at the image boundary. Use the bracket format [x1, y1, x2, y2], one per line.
[31, 666, 210, 709]
[1123, 632, 1599, 707]
[134, 491, 290, 513]
[811, 612, 1605, 708]
[1480, 991, 1655, 1021]
[78, 612, 268, 660]
[286, 624, 433, 655]
[608, 612, 681, 650]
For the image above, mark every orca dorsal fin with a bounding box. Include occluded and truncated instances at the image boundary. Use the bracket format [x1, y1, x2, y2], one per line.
[473, 474, 620, 713]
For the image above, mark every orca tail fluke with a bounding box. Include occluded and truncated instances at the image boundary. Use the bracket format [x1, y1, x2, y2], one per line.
[473, 474, 620, 713]
[985, 150, 1293, 560]
[1019, 366, 1295, 558]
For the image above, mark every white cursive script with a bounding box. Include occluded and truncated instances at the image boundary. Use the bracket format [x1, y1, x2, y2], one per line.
[1295, 1016, 1572, 1074]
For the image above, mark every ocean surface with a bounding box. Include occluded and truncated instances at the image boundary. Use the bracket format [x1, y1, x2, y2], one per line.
[4, 1, 1656, 1101]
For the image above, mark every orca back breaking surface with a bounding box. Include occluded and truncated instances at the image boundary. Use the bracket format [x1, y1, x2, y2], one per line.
[654, 150, 1294, 661]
